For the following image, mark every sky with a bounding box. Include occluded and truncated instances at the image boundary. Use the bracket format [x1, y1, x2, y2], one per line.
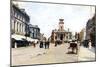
[12, 1, 95, 38]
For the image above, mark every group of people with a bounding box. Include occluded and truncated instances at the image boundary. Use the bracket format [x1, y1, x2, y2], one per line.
[31, 39, 93, 55]
[39, 40, 50, 49]
[32, 38, 83, 54]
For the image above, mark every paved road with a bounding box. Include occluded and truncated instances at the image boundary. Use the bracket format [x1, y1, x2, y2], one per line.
[11, 43, 95, 66]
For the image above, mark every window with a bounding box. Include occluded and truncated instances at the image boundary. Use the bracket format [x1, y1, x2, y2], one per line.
[20, 23, 21, 32]
[15, 13, 17, 17]
[11, 20, 14, 30]
[22, 17, 25, 22]
[14, 20, 15, 32]
[34, 29, 36, 32]
[21, 24, 23, 33]
[17, 22, 19, 32]
[18, 14, 20, 19]
[20, 15, 22, 21]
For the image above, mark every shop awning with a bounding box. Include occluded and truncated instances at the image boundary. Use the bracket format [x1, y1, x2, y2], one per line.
[27, 37, 38, 43]
[11, 34, 39, 43]
[11, 34, 26, 40]
[27, 37, 35, 42]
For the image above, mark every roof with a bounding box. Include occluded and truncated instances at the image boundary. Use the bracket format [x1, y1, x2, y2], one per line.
[12, 4, 30, 21]
[29, 24, 39, 29]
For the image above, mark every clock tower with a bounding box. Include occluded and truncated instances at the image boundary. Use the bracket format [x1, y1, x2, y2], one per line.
[59, 19, 64, 31]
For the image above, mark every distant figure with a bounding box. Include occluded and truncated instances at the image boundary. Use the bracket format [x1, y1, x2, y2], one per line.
[47, 40, 50, 49]
[55, 41, 57, 47]
[44, 41, 47, 49]
[40, 41, 43, 48]
[44, 39, 50, 49]
[33, 41, 36, 47]
[83, 40, 89, 48]
[68, 40, 78, 54]
[88, 40, 92, 49]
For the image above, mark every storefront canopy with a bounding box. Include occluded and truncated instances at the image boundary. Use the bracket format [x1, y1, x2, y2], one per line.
[11, 34, 39, 43]
[27, 37, 38, 43]
[11, 34, 26, 40]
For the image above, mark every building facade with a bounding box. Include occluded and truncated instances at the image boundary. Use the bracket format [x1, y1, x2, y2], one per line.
[29, 24, 40, 39]
[51, 19, 72, 43]
[11, 4, 30, 48]
[86, 14, 96, 47]
[79, 28, 86, 42]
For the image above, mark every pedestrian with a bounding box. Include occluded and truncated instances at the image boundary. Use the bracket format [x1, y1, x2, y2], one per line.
[44, 41, 47, 49]
[47, 38, 50, 49]
[33, 41, 36, 47]
[47, 40, 50, 49]
[40, 41, 43, 48]
[55, 40, 57, 47]
[83, 40, 88, 48]
[88, 40, 92, 49]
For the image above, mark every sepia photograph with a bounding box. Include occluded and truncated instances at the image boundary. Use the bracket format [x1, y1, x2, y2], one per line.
[11, 0, 96, 66]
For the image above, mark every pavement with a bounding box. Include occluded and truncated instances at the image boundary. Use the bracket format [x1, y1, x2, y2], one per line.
[78, 46, 95, 61]
[11, 43, 95, 66]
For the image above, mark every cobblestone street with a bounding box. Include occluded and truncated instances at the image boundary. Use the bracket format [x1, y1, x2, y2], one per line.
[11, 43, 95, 66]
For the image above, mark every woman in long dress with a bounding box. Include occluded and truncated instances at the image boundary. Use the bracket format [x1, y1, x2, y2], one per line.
[88, 40, 92, 49]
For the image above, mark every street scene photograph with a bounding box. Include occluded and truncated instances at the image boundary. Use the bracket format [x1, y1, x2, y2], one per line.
[11, 1, 96, 66]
